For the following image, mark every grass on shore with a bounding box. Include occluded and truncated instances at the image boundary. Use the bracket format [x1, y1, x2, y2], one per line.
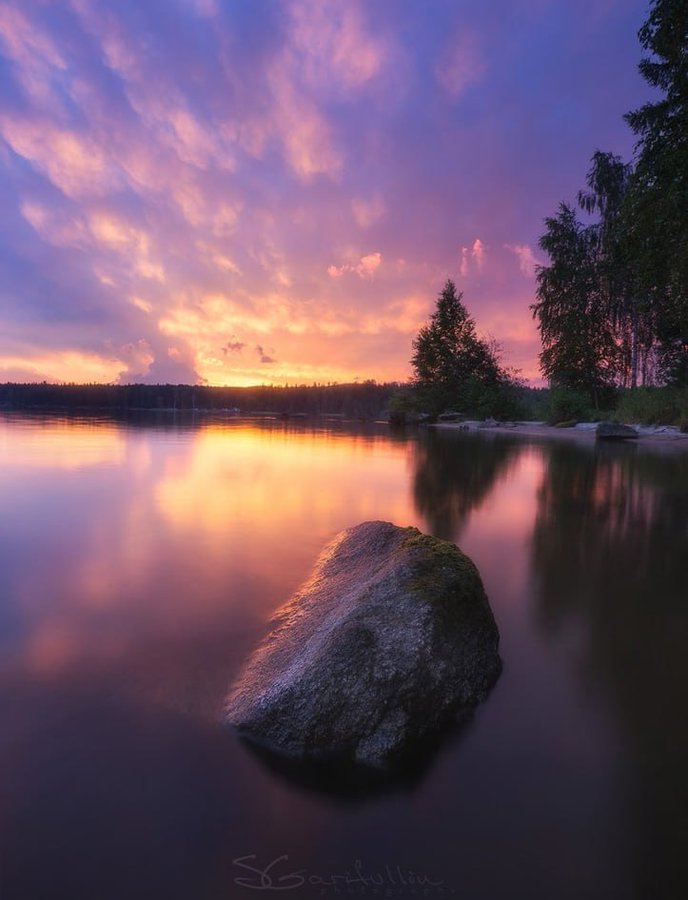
[538, 386, 688, 431]
[614, 387, 688, 431]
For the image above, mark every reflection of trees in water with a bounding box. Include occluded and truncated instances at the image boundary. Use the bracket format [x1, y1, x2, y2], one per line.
[532, 442, 688, 897]
[412, 430, 520, 540]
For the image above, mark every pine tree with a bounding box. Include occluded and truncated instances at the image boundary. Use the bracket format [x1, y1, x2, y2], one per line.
[411, 280, 506, 416]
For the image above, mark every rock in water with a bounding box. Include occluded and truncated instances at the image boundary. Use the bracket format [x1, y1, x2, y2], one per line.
[596, 421, 639, 440]
[225, 521, 501, 767]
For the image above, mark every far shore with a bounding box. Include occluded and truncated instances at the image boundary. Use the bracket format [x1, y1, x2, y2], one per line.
[434, 420, 688, 451]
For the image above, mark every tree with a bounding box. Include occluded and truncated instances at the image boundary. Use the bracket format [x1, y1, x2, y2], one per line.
[578, 150, 657, 388]
[532, 203, 618, 406]
[624, 0, 688, 384]
[533, 0, 688, 395]
[411, 279, 513, 416]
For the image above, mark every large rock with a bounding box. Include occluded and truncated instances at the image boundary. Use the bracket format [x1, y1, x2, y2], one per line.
[225, 521, 501, 767]
[596, 421, 639, 440]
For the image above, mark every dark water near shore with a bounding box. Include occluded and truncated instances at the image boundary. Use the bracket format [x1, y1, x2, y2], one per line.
[0, 413, 686, 900]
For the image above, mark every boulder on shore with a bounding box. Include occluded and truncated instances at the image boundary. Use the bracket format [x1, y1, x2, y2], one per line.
[225, 521, 501, 767]
[596, 421, 639, 440]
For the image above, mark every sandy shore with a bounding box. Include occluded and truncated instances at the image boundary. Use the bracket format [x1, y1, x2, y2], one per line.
[434, 421, 688, 450]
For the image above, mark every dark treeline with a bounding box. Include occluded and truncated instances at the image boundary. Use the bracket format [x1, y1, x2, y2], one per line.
[532, 0, 687, 406]
[0, 381, 398, 419]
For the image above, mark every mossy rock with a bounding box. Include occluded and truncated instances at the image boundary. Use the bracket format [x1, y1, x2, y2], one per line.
[225, 521, 501, 767]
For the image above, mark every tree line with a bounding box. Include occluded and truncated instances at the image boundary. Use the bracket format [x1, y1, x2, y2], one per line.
[0, 381, 397, 419]
[532, 0, 687, 406]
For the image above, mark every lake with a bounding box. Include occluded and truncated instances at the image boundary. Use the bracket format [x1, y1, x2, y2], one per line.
[0, 413, 686, 900]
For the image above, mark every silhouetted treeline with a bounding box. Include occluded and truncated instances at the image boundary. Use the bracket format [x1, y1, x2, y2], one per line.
[0, 381, 399, 419]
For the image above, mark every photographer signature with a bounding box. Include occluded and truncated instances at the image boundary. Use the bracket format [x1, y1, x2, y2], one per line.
[232, 854, 446, 892]
[233, 855, 306, 891]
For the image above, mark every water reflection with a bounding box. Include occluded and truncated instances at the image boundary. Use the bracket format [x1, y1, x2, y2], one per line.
[1, 414, 687, 900]
[0, 416, 417, 687]
[412, 429, 519, 539]
[531, 441, 688, 896]
[0, 682, 242, 900]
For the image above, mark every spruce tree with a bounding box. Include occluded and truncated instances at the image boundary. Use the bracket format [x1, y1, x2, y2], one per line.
[411, 280, 505, 416]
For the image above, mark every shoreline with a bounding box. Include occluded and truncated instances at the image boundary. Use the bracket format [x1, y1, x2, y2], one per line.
[433, 421, 688, 450]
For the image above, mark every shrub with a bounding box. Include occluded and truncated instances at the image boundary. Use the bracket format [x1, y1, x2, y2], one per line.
[543, 387, 592, 424]
[615, 387, 688, 427]
[388, 389, 424, 425]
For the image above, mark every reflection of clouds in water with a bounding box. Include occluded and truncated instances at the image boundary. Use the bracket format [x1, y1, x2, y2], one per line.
[0, 418, 417, 680]
[0, 416, 128, 470]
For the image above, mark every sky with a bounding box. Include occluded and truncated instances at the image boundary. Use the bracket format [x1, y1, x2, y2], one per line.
[0, 0, 654, 386]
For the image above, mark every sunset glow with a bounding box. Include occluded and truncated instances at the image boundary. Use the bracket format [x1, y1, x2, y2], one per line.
[0, 0, 651, 385]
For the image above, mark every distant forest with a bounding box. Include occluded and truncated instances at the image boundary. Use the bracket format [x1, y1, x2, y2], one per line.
[0, 381, 400, 419]
[0, 381, 546, 421]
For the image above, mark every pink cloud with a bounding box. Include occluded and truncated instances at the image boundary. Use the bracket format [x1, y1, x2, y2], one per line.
[472, 238, 486, 271]
[459, 240, 486, 277]
[0, 115, 120, 198]
[328, 251, 382, 279]
[459, 247, 469, 278]
[352, 194, 386, 228]
[267, 63, 343, 179]
[435, 27, 485, 98]
[288, 0, 388, 94]
[0, 4, 66, 106]
[505, 243, 539, 276]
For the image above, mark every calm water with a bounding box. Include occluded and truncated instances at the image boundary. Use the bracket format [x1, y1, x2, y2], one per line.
[0, 413, 686, 900]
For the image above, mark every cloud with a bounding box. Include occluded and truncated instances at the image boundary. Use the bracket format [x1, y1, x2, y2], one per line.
[0, 4, 66, 106]
[0, 0, 648, 387]
[459, 247, 469, 278]
[256, 344, 276, 364]
[0, 349, 121, 383]
[88, 211, 166, 282]
[116, 339, 155, 379]
[0, 115, 120, 198]
[472, 238, 485, 271]
[222, 340, 246, 354]
[505, 243, 539, 276]
[20, 200, 88, 248]
[288, 0, 387, 95]
[352, 194, 385, 228]
[435, 27, 485, 99]
[459, 240, 485, 277]
[328, 251, 382, 279]
[267, 60, 343, 179]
